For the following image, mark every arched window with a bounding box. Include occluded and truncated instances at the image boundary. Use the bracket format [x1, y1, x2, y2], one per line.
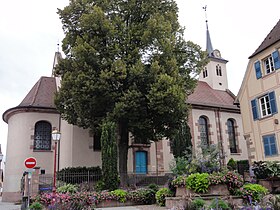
[199, 116, 209, 146]
[227, 119, 238, 153]
[34, 121, 52, 151]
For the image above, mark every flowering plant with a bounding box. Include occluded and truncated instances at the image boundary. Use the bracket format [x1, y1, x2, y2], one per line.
[237, 183, 268, 203]
[171, 175, 188, 187]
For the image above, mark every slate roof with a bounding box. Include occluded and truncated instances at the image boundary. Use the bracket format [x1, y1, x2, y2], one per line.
[3, 77, 58, 122]
[187, 81, 238, 110]
[249, 19, 280, 59]
[19, 77, 57, 108]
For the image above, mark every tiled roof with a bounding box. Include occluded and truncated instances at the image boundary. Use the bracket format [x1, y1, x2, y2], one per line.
[19, 77, 57, 108]
[249, 19, 280, 58]
[187, 81, 238, 110]
[3, 77, 58, 123]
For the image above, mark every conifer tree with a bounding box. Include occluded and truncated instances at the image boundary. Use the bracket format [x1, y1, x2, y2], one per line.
[171, 120, 192, 159]
[101, 120, 118, 190]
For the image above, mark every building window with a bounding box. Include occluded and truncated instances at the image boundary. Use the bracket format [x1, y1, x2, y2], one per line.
[259, 94, 272, 117]
[34, 121, 52, 151]
[264, 55, 275, 74]
[227, 119, 238, 153]
[254, 50, 280, 79]
[216, 65, 222, 76]
[199, 116, 209, 146]
[263, 134, 278, 156]
[251, 91, 277, 120]
[203, 67, 208, 78]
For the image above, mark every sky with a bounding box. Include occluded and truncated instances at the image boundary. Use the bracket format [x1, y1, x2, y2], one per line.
[0, 0, 280, 157]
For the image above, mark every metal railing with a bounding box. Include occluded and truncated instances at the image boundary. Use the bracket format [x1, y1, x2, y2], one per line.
[37, 171, 173, 193]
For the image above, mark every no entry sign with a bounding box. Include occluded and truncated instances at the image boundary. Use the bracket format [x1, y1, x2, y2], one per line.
[24, 157, 37, 169]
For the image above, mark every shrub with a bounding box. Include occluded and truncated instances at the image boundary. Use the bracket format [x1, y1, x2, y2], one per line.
[186, 173, 209, 193]
[29, 201, 44, 210]
[95, 180, 105, 192]
[237, 183, 268, 203]
[171, 175, 187, 187]
[169, 156, 190, 176]
[190, 198, 206, 210]
[110, 189, 127, 203]
[128, 188, 156, 204]
[209, 198, 231, 210]
[148, 183, 159, 193]
[155, 188, 173, 206]
[227, 158, 237, 171]
[57, 183, 77, 194]
[252, 161, 280, 180]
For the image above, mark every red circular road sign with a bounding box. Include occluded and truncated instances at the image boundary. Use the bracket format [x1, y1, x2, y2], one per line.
[24, 157, 37, 169]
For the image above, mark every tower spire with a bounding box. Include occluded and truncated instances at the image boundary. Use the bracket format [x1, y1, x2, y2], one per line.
[203, 5, 213, 56]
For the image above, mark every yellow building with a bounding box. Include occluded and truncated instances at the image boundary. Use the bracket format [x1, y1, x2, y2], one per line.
[236, 19, 280, 163]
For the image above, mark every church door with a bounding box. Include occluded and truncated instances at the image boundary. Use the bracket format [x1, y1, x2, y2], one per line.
[135, 151, 147, 174]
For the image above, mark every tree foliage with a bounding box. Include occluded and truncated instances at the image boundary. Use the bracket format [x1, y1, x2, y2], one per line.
[55, 0, 208, 186]
[171, 120, 192, 159]
[101, 120, 119, 190]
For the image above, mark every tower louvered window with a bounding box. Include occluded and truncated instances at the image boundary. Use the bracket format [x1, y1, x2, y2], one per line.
[34, 121, 52, 151]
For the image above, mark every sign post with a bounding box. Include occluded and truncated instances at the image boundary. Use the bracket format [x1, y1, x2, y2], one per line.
[24, 157, 37, 208]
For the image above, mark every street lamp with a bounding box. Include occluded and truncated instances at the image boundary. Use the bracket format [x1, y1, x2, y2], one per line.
[52, 129, 61, 192]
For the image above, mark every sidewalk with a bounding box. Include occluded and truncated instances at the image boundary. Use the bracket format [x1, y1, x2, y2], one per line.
[0, 197, 21, 210]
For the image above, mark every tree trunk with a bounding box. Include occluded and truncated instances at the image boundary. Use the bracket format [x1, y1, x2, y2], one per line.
[118, 121, 129, 188]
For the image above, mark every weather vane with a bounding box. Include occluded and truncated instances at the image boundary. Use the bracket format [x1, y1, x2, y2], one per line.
[202, 5, 208, 28]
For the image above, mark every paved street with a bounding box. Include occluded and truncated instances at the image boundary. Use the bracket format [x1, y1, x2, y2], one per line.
[0, 197, 21, 210]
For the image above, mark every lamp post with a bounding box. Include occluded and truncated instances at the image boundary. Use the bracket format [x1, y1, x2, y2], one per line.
[51, 129, 61, 193]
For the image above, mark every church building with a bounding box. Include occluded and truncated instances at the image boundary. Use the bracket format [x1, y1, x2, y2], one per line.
[2, 20, 248, 202]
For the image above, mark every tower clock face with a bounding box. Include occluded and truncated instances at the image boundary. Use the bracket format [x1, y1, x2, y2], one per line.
[213, 50, 221, 58]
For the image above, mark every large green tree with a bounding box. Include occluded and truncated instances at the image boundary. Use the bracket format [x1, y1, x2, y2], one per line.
[55, 0, 208, 186]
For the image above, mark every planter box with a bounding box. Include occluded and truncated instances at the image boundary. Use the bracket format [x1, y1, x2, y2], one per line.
[258, 179, 280, 193]
[166, 195, 243, 209]
[208, 184, 229, 195]
[95, 200, 135, 208]
[176, 186, 195, 197]
[176, 184, 229, 197]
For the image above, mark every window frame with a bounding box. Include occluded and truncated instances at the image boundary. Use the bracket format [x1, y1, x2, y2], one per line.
[227, 119, 238, 153]
[264, 55, 275, 75]
[199, 116, 209, 146]
[34, 121, 52, 151]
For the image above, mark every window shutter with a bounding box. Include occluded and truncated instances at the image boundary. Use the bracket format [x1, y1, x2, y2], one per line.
[270, 136, 277, 155]
[263, 136, 270, 156]
[251, 99, 259, 120]
[254, 61, 262, 79]
[269, 91, 277, 114]
[272, 50, 280, 70]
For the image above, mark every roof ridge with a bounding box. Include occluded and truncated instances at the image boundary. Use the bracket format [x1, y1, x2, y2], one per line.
[30, 77, 43, 105]
[249, 19, 280, 58]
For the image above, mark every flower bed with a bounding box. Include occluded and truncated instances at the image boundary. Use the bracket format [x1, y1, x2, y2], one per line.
[31, 188, 157, 209]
